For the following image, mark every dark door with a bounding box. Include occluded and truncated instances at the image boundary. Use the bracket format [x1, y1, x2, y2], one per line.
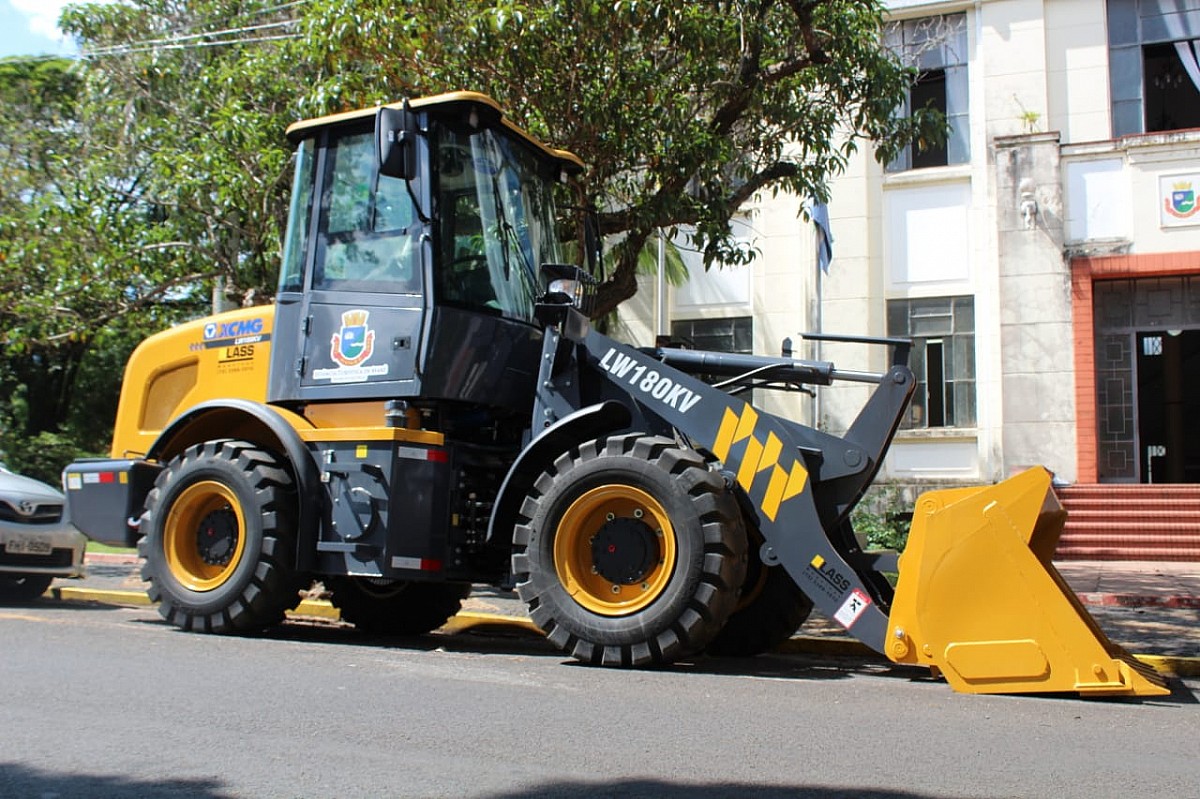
[1136, 330, 1200, 483]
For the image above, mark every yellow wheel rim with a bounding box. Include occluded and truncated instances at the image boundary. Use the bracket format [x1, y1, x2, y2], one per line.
[163, 480, 247, 592]
[553, 484, 676, 616]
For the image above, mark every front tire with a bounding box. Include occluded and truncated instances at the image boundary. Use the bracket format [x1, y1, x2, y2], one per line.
[512, 435, 746, 667]
[326, 576, 470, 635]
[139, 439, 302, 633]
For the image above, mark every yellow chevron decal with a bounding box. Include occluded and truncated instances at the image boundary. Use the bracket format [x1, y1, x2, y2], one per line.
[713, 408, 740, 462]
[762, 464, 790, 521]
[710, 405, 810, 522]
[734, 405, 758, 442]
[736, 436, 764, 490]
[783, 459, 809, 502]
[758, 431, 782, 474]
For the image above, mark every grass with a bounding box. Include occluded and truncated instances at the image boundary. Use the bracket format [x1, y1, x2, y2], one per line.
[85, 541, 138, 555]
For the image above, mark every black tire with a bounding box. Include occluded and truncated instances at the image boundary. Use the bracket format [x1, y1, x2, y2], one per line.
[326, 576, 470, 635]
[706, 525, 814, 657]
[512, 434, 747, 667]
[138, 439, 302, 633]
[0, 574, 54, 602]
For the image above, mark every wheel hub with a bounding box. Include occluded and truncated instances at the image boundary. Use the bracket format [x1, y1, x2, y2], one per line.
[195, 508, 238, 566]
[591, 517, 659, 585]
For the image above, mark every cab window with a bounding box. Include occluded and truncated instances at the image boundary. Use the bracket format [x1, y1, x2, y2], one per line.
[434, 123, 563, 321]
[314, 130, 420, 294]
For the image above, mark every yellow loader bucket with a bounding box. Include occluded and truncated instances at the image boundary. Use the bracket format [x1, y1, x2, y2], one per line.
[886, 467, 1168, 697]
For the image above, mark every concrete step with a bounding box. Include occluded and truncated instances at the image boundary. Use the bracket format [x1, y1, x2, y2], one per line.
[1062, 521, 1200, 540]
[1059, 532, 1200, 548]
[1055, 484, 1200, 562]
[1054, 546, 1200, 562]
[1059, 498, 1200, 512]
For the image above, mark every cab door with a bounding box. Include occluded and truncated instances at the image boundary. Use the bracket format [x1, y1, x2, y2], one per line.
[296, 126, 428, 401]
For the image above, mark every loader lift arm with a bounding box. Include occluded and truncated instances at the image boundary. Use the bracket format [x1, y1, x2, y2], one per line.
[529, 298, 915, 654]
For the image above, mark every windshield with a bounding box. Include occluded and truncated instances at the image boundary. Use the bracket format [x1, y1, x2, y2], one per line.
[434, 123, 563, 321]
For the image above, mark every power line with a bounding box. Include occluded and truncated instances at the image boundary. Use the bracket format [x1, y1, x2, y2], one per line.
[109, 0, 313, 41]
[84, 33, 302, 58]
[80, 1, 314, 59]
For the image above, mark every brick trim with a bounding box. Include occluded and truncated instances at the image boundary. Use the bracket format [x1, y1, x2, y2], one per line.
[1071, 251, 1200, 483]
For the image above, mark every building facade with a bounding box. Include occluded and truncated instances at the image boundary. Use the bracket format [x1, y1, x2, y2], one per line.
[617, 0, 1200, 490]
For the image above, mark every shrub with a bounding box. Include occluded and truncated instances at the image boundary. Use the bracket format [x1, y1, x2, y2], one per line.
[0, 429, 101, 487]
[850, 483, 912, 552]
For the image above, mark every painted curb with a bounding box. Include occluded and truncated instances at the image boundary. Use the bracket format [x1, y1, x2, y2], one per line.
[1075, 592, 1200, 609]
[441, 611, 543, 635]
[52, 586, 153, 606]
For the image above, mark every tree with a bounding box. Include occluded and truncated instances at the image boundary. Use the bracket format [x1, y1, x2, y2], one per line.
[296, 0, 940, 316]
[60, 0, 315, 311]
[66, 0, 938, 319]
[0, 55, 159, 461]
[0, 2, 309, 466]
[0, 0, 936, 469]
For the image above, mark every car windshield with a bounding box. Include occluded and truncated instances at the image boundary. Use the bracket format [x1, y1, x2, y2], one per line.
[433, 122, 562, 322]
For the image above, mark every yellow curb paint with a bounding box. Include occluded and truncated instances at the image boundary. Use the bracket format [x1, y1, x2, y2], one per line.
[287, 600, 341, 621]
[439, 611, 543, 635]
[1134, 654, 1200, 679]
[52, 587, 153, 606]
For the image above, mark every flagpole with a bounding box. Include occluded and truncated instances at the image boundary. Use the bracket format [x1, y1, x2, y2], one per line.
[814, 222, 823, 430]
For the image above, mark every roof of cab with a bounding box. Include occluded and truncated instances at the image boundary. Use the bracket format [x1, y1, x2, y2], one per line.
[285, 90, 584, 173]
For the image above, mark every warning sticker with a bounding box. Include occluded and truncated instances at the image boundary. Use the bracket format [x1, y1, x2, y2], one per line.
[833, 588, 872, 629]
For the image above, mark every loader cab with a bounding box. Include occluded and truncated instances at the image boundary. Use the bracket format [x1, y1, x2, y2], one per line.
[268, 93, 583, 418]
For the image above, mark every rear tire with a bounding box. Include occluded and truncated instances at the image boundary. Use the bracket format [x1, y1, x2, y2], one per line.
[139, 439, 302, 633]
[326, 576, 470, 635]
[706, 526, 813, 656]
[512, 434, 746, 667]
[0, 574, 54, 602]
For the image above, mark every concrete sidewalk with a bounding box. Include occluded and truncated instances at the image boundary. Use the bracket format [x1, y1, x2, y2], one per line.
[45, 553, 1200, 677]
[1054, 560, 1200, 608]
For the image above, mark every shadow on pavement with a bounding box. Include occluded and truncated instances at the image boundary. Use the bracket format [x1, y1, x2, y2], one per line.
[480, 779, 958, 799]
[0, 763, 231, 799]
[0, 594, 131, 612]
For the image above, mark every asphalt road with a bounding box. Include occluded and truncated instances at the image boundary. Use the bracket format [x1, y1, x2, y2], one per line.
[2, 601, 1198, 799]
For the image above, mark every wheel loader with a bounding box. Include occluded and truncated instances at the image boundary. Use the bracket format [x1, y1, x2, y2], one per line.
[63, 92, 1166, 697]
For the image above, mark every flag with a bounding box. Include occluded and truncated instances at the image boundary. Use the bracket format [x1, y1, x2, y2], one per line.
[811, 201, 834, 274]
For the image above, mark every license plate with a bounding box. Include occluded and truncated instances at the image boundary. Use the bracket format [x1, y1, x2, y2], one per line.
[5, 537, 53, 556]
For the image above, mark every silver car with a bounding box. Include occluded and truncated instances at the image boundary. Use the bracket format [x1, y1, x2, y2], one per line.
[0, 465, 86, 601]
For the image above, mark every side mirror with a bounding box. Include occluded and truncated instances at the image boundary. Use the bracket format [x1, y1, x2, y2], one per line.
[376, 102, 419, 181]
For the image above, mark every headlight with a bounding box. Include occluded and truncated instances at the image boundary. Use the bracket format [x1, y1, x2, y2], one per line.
[548, 278, 582, 306]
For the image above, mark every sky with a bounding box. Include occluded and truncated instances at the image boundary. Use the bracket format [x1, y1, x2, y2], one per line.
[0, 1, 87, 58]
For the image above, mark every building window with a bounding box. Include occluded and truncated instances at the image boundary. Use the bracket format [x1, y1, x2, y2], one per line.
[1108, 0, 1200, 136]
[887, 297, 976, 429]
[885, 13, 970, 172]
[669, 316, 753, 354]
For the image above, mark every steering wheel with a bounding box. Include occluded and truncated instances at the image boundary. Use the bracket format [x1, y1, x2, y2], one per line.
[445, 255, 493, 301]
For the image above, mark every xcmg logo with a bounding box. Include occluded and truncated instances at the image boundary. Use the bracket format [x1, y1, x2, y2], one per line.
[204, 318, 265, 341]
